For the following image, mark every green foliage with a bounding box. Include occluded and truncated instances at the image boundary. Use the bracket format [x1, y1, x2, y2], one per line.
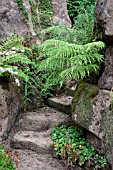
[0, 35, 32, 80]
[39, 25, 76, 43]
[67, 0, 96, 44]
[73, 5, 95, 44]
[0, 144, 16, 170]
[38, 39, 105, 91]
[16, 0, 29, 21]
[51, 125, 108, 169]
[67, 0, 96, 21]
[39, 0, 53, 29]
[16, 0, 53, 32]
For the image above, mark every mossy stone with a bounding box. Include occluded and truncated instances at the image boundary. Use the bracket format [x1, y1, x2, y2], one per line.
[72, 82, 99, 129]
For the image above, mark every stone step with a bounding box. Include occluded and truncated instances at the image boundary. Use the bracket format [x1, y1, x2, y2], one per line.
[14, 149, 82, 170]
[18, 107, 69, 131]
[48, 95, 73, 114]
[10, 129, 53, 154]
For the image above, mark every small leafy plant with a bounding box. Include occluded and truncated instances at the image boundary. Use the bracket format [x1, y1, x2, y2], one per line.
[51, 125, 108, 169]
[0, 144, 16, 170]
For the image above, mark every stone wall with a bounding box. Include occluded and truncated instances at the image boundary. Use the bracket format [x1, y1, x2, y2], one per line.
[66, 0, 113, 166]
[94, 0, 113, 44]
[0, 79, 21, 142]
[72, 82, 113, 165]
[0, 0, 71, 40]
[0, 0, 29, 39]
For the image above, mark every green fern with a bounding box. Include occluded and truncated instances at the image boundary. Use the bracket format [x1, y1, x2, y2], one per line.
[39, 25, 76, 43]
[38, 39, 105, 89]
[0, 35, 32, 80]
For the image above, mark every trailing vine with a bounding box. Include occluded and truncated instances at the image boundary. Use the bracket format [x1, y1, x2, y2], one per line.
[16, 0, 53, 33]
[38, 0, 53, 29]
[16, 0, 29, 21]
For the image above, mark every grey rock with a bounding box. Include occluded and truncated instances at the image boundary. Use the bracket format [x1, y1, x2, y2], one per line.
[11, 129, 53, 154]
[18, 107, 68, 131]
[72, 82, 113, 165]
[52, 0, 71, 26]
[0, 79, 21, 141]
[98, 46, 113, 90]
[48, 95, 72, 114]
[15, 149, 65, 170]
[0, 0, 29, 38]
[0, 0, 71, 39]
[94, 0, 113, 43]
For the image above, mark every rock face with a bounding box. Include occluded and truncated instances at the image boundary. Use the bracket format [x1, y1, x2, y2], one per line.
[52, 0, 71, 26]
[98, 46, 113, 90]
[0, 0, 71, 39]
[72, 82, 113, 164]
[94, 0, 113, 43]
[0, 0, 29, 38]
[0, 79, 21, 142]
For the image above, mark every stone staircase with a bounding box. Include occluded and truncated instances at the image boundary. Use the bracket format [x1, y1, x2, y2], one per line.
[10, 105, 81, 170]
[10, 107, 69, 154]
[9, 85, 82, 170]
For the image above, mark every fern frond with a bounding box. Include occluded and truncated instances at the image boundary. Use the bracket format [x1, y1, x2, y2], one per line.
[39, 25, 76, 43]
[38, 39, 105, 86]
[1, 54, 32, 65]
[60, 64, 99, 81]
[0, 35, 23, 51]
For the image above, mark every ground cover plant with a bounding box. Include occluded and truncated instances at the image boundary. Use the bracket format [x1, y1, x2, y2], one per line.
[0, 144, 16, 170]
[51, 125, 109, 169]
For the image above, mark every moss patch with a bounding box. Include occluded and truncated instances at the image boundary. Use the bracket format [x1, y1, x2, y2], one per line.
[72, 82, 99, 128]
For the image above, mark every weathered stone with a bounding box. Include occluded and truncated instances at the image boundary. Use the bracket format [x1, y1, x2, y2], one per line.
[18, 107, 69, 131]
[11, 130, 53, 154]
[48, 95, 72, 114]
[0, 0, 71, 39]
[52, 0, 71, 26]
[0, 79, 21, 141]
[72, 82, 113, 164]
[98, 46, 113, 90]
[94, 0, 113, 43]
[0, 0, 29, 38]
[13, 149, 82, 170]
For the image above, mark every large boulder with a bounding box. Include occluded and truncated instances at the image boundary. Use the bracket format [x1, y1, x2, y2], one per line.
[98, 46, 113, 90]
[0, 0, 29, 38]
[94, 0, 113, 43]
[0, 0, 71, 39]
[52, 0, 71, 26]
[0, 78, 21, 142]
[72, 82, 113, 164]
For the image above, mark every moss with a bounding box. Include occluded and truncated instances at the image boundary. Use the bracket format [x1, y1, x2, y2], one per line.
[72, 82, 99, 128]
